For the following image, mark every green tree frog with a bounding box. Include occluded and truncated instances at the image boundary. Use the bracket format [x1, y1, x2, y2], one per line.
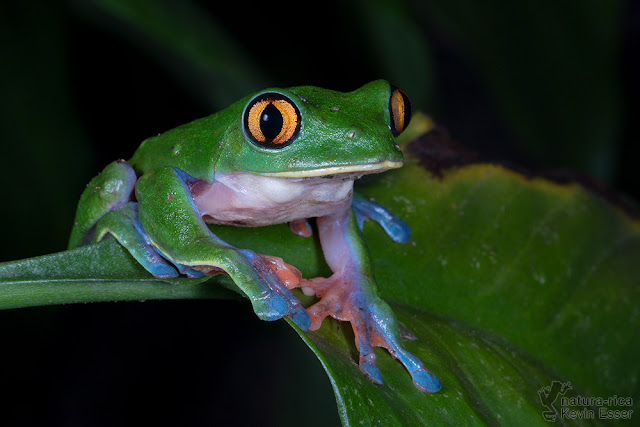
[69, 80, 441, 393]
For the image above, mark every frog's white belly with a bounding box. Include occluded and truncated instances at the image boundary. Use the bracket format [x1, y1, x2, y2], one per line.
[191, 172, 355, 226]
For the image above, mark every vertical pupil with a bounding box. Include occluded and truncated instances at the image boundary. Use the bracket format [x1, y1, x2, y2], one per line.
[260, 103, 283, 141]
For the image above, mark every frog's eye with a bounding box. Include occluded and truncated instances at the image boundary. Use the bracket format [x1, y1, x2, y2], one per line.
[389, 86, 412, 136]
[243, 92, 301, 149]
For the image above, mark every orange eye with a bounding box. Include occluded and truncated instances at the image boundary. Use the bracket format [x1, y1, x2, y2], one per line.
[389, 86, 412, 136]
[243, 93, 301, 148]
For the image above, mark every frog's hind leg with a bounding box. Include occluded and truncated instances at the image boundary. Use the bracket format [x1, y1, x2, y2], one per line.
[68, 160, 138, 249]
[93, 202, 203, 279]
[302, 208, 441, 392]
[363, 300, 442, 393]
[304, 273, 441, 392]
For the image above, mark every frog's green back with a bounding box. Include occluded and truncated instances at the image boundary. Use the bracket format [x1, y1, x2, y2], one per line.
[128, 95, 248, 182]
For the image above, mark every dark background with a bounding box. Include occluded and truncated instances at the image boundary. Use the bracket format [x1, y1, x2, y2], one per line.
[0, 0, 638, 425]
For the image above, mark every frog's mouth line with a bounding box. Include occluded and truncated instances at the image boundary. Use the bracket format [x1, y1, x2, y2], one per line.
[260, 160, 403, 178]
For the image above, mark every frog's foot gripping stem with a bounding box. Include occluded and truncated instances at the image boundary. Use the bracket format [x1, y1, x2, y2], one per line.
[216, 249, 310, 330]
[92, 202, 204, 279]
[301, 274, 442, 393]
[96, 210, 308, 328]
[191, 253, 302, 290]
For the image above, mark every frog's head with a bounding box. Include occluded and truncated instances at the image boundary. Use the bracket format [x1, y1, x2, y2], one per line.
[215, 80, 411, 178]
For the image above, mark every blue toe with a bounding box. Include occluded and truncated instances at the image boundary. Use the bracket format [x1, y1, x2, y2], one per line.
[148, 263, 179, 278]
[360, 361, 384, 385]
[253, 294, 288, 321]
[184, 269, 205, 278]
[265, 294, 287, 321]
[387, 222, 411, 244]
[289, 308, 311, 331]
[412, 370, 442, 393]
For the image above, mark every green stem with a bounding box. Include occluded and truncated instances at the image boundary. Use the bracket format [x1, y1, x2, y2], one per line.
[0, 239, 239, 310]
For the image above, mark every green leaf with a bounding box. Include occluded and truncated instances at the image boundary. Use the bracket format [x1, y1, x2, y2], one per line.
[361, 157, 640, 405]
[219, 148, 639, 423]
[294, 307, 560, 425]
[0, 142, 638, 424]
[303, 160, 639, 424]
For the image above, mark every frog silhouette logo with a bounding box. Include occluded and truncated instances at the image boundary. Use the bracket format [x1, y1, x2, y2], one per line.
[538, 381, 572, 422]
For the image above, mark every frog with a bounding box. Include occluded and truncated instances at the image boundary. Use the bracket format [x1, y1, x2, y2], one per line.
[68, 80, 442, 393]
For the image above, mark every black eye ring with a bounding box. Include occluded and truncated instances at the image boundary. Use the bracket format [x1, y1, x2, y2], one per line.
[243, 92, 301, 149]
[389, 86, 412, 136]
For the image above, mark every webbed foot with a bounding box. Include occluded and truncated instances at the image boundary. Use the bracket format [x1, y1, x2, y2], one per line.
[301, 274, 441, 392]
[235, 249, 310, 330]
[189, 249, 309, 330]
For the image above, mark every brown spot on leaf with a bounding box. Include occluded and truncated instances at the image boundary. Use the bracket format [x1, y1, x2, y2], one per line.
[406, 126, 640, 218]
[406, 126, 479, 178]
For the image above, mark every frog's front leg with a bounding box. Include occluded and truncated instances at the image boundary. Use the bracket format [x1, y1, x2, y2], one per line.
[290, 193, 411, 244]
[352, 192, 411, 243]
[302, 208, 441, 392]
[135, 167, 311, 330]
[92, 201, 198, 278]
